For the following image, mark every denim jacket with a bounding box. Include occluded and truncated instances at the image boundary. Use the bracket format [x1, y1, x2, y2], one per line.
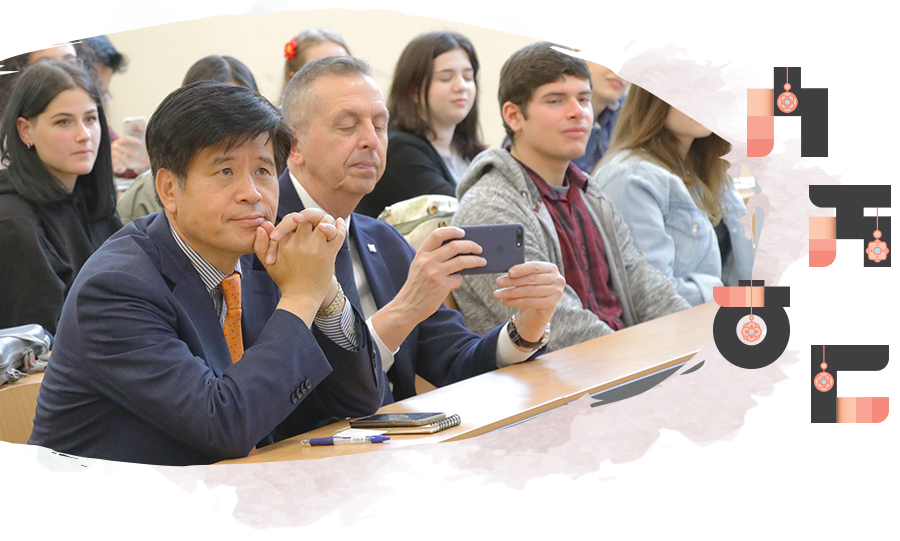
[593, 151, 755, 306]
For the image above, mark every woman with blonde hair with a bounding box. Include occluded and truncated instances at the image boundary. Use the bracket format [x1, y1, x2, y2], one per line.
[593, 85, 754, 306]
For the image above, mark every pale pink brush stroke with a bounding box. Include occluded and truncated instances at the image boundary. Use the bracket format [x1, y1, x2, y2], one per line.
[153, 46, 838, 529]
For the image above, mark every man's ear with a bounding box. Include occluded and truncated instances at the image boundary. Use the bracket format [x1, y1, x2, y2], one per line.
[502, 101, 525, 136]
[288, 131, 305, 167]
[16, 117, 35, 148]
[156, 168, 180, 214]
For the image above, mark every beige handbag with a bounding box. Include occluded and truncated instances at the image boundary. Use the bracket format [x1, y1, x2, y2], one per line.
[377, 194, 458, 251]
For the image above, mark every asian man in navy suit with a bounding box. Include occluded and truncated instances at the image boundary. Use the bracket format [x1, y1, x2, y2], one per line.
[277, 56, 566, 403]
[29, 81, 384, 465]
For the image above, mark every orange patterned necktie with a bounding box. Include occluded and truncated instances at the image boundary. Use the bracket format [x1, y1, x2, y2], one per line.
[220, 272, 244, 363]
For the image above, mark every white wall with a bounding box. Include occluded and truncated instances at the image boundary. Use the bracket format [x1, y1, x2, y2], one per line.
[103, 9, 538, 149]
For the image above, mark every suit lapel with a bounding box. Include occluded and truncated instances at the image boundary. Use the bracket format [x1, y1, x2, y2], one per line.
[240, 254, 277, 348]
[351, 218, 393, 309]
[147, 213, 233, 376]
[277, 167, 392, 309]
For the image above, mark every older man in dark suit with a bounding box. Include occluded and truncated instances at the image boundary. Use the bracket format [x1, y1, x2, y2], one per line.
[278, 56, 565, 403]
[29, 81, 383, 465]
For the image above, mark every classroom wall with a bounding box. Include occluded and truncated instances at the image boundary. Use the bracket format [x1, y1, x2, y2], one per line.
[103, 9, 538, 149]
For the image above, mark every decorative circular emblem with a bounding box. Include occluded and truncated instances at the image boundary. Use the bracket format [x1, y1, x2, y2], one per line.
[866, 229, 889, 262]
[741, 320, 762, 342]
[777, 90, 798, 113]
[814, 370, 834, 392]
[866, 239, 889, 262]
[736, 314, 767, 346]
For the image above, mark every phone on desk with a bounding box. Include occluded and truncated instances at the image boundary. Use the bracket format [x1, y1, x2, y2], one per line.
[445, 223, 525, 275]
[350, 412, 446, 428]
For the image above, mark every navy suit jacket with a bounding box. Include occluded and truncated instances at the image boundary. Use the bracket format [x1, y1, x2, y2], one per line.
[29, 212, 383, 465]
[278, 169, 504, 402]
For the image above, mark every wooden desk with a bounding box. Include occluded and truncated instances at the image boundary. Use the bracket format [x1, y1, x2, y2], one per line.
[219, 302, 717, 464]
[0, 372, 44, 444]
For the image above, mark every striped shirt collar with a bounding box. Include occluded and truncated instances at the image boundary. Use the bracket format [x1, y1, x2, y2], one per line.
[169, 225, 241, 292]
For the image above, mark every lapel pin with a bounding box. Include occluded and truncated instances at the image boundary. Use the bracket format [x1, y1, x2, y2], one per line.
[367, 244, 377, 253]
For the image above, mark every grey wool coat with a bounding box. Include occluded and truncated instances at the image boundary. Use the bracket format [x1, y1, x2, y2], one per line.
[452, 149, 691, 352]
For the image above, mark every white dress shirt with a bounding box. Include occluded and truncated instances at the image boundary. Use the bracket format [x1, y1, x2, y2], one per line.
[170, 224, 358, 350]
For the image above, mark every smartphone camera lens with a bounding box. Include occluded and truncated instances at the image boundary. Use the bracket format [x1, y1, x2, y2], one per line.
[516, 227, 523, 247]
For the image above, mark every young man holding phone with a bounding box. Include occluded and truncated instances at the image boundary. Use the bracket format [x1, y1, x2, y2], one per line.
[279, 56, 566, 403]
[452, 43, 690, 352]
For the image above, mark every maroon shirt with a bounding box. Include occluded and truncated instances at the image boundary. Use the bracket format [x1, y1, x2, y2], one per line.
[513, 156, 625, 331]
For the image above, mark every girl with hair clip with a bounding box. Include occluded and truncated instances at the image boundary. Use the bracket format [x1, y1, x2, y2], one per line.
[593, 85, 754, 306]
[0, 60, 121, 333]
[116, 54, 260, 224]
[355, 31, 485, 218]
[282, 28, 350, 88]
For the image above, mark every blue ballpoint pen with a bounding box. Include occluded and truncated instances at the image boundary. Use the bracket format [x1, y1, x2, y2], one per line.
[301, 435, 391, 446]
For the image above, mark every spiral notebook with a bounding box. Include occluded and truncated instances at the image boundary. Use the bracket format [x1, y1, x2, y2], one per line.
[379, 414, 461, 435]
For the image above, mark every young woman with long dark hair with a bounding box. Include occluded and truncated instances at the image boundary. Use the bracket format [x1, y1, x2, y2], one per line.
[0, 60, 121, 333]
[355, 32, 485, 218]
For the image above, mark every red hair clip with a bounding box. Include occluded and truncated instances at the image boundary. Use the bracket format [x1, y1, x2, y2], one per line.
[284, 40, 298, 61]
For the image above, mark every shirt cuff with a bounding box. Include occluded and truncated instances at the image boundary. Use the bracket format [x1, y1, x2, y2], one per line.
[496, 322, 536, 368]
[366, 316, 399, 373]
[313, 299, 358, 351]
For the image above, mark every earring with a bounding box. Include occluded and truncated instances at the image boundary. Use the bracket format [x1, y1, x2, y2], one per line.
[26, 142, 33, 149]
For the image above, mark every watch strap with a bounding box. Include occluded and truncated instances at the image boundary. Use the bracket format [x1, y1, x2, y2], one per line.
[507, 315, 550, 350]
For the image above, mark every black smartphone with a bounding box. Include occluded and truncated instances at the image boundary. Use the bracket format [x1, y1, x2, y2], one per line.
[349, 412, 446, 428]
[446, 223, 525, 275]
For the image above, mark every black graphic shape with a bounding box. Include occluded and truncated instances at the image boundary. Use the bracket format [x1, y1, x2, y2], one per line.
[809, 185, 891, 267]
[714, 280, 790, 369]
[681, 360, 705, 375]
[811, 345, 889, 423]
[590, 362, 685, 407]
[773, 67, 828, 157]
